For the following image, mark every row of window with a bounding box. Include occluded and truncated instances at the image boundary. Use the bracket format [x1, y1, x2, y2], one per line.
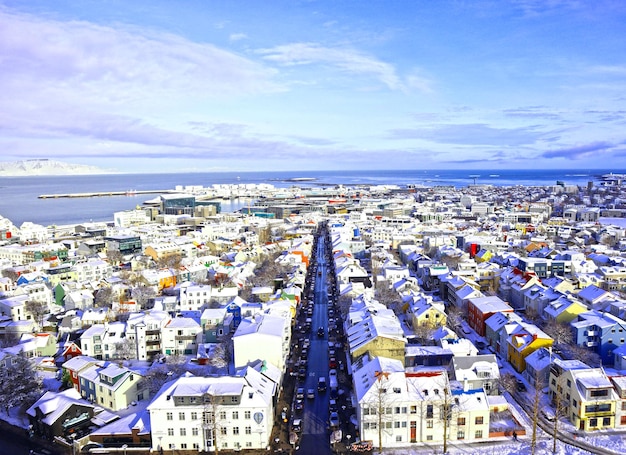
[167, 441, 253, 450]
[166, 426, 254, 436]
[166, 410, 252, 421]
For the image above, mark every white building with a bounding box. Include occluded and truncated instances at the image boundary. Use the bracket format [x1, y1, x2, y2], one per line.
[353, 356, 491, 448]
[161, 316, 202, 356]
[232, 313, 290, 371]
[147, 368, 276, 452]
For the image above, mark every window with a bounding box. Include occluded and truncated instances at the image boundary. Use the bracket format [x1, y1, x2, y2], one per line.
[394, 421, 401, 428]
[475, 430, 483, 439]
[166, 412, 173, 421]
[232, 411, 239, 419]
[167, 428, 174, 436]
[393, 387, 401, 393]
[233, 427, 239, 435]
[457, 417, 466, 426]
[179, 412, 185, 420]
[410, 406, 417, 414]
[475, 416, 484, 425]
[589, 418, 598, 427]
[573, 400, 577, 408]
[245, 410, 251, 419]
[426, 435, 433, 441]
[567, 379, 572, 388]
[180, 428, 186, 436]
[181, 444, 187, 449]
[192, 428, 199, 436]
[220, 427, 228, 436]
[426, 420, 433, 429]
[245, 426, 252, 435]
[191, 412, 198, 420]
[396, 436, 402, 442]
[426, 405, 433, 419]
[457, 430, 465, 440]
[394, 407, 401, 414]
[220, 411, 227, 420]
[603, 417, 611, 426]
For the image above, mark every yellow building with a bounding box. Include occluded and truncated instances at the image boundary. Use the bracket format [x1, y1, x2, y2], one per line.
[549, 359, 618, 431]
[506, 322, 553, 373]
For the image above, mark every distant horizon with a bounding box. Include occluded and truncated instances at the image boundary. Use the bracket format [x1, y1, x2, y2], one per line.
[1, 158, 625, 176]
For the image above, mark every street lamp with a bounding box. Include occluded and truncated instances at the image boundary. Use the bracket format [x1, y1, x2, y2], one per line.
[121, 443, 128, 455]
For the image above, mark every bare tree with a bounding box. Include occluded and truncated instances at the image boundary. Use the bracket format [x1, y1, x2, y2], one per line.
[371, 371, 395, 453]
[1, 269, 19, 282]
[542, 319, 571, 345]
[106, 249, 124, 266]
[156, 253, 182, 270]
[0, 354, 43, 414]
[446, 306, 465, 332]
[529, 373, 542, 455]
[563, 344, 602, 367]
[336, 294, 352, 318]
[374, 284, 401, 311]
[114, 338, 136, 361]
[202, 392, 221, 455]
[94, 286, 114, 308]
[25, 300, 48, 329]
[412, 322, 436, 345]
[131, 285, 157, 309]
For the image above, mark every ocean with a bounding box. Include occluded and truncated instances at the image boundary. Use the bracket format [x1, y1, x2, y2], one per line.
[0, 169, 620, 227]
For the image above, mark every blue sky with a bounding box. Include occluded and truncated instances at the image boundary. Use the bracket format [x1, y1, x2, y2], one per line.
[1, 0, 626, 173]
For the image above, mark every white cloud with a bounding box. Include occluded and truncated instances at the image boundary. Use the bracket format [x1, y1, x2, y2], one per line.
[229, 33, 248, 42]
[0, 8, 280, 110]
[256, 42, 404, 91]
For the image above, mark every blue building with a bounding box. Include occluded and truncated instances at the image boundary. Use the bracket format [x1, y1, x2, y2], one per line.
[571, 310, 626, 365]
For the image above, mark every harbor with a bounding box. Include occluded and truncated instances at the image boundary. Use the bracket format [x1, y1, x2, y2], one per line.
[38, 189, 175, 199]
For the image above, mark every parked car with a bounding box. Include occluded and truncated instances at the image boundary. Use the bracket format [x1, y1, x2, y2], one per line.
[292, 418, 302, 433]
[294, 399, 304, 413]
[296, 387, 305, 400]
[329, 411, 340, 428]
[516, 379, 526, 392]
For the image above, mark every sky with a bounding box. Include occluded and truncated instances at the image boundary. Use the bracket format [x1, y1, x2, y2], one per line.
[1, 0, 626, 173]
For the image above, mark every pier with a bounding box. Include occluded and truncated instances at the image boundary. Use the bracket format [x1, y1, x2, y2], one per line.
[38, 189, 175, 199]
